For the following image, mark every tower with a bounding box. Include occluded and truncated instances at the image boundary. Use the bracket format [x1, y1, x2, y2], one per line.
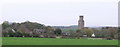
[78, 16, 84, 29]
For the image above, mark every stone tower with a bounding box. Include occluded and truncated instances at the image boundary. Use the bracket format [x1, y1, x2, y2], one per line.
[78, 16, 84, 29]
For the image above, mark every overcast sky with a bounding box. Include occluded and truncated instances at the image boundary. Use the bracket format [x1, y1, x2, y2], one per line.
[0, 0, 119, 27]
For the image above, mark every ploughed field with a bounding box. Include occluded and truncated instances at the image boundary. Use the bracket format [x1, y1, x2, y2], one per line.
[2, 37, 118, 45]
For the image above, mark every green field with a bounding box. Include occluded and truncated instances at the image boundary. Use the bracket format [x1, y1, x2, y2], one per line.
[2, 37, 118, 45]
[61, 28, 78, 32]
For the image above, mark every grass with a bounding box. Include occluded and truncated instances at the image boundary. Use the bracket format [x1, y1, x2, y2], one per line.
[2, 37, 118, 45]
[61, 28, 78, 32]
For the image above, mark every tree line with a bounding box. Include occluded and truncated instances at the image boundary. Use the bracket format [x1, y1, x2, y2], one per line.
[2, 21, 62, 37]
[1, 21, 119, 40]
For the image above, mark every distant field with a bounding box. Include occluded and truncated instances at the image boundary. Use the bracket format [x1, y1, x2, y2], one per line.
[2, 37, 118, 45]
[61, 28, 78, 32]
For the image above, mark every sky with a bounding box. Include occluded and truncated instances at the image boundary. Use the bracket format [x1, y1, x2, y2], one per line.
[0, 0, 119, 27]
